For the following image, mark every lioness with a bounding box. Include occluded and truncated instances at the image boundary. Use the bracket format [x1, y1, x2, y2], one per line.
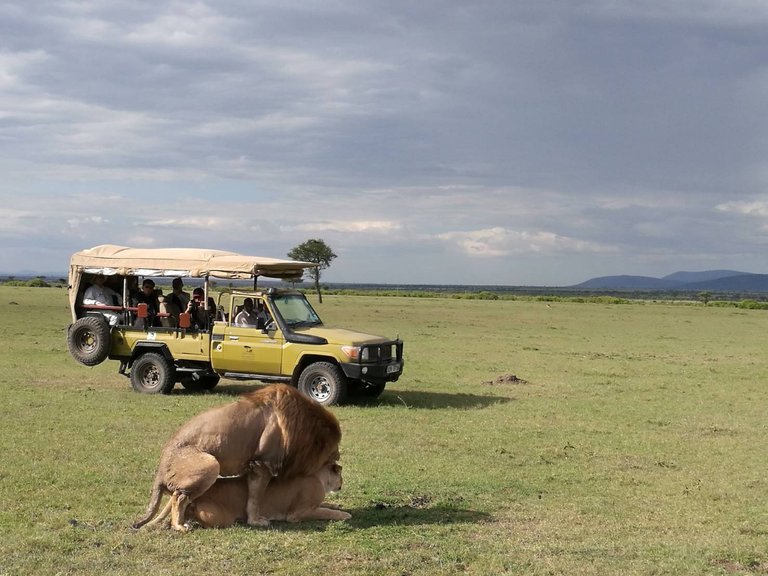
[173, 463, 350, 528]
[132, 384, 341, 532]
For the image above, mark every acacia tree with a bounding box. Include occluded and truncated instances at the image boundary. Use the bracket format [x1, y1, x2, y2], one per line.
[287, 238, 337, 303]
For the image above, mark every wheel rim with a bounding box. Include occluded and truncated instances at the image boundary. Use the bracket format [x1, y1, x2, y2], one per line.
[76, 330, 96, 352]
[308, 374, 332, 402]
[139, 364, 162, 391]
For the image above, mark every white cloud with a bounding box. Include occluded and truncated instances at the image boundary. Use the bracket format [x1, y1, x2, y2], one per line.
[122, 1, 233, 46]
[287, 220, 402, 233]
[716, 200, 768, 217]
[0, 50, 49, 92]
[437, 227, 616, 258]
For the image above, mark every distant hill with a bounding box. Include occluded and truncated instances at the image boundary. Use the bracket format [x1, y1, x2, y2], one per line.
[574, 275, 680, 290]
[679, 274, 768, 291]
[661, 270, 747, 284]
[571, 270, 768, 292]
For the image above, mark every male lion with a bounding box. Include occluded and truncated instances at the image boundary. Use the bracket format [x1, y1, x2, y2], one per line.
[132, 383, 341, 532]
[148, 463, 351, 528]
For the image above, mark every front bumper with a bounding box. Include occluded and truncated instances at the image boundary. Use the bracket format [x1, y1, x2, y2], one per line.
[339, 339, 404, 384]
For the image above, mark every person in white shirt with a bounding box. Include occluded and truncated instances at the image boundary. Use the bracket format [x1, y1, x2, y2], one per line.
[235, 298, 258, 327]
[82, 274, 121, 326]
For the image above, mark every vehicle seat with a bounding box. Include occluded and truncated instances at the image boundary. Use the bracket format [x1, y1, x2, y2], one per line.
[158, 297, 179, 327]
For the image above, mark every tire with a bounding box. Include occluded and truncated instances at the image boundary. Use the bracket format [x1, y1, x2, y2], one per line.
[67, 316, 111, 366]
[297, 362, 347, 406]
[130, 352, 175, 394]
[179, 373, 220, 392]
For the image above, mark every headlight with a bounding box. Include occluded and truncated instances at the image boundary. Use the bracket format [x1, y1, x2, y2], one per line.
[341, 345, 361, 361]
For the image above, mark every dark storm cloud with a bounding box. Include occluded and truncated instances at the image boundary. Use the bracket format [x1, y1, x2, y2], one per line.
[2, 0, 768, 284]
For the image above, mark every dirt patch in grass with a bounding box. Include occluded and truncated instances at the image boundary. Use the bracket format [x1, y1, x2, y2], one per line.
[711, 557, 768, 574]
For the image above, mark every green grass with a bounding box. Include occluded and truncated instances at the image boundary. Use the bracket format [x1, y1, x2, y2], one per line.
[2, 286, 768, 575]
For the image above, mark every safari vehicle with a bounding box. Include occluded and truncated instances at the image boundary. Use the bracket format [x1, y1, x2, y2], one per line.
[66, 245, 404, 405]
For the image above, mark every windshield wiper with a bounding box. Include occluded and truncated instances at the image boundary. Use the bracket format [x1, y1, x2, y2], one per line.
[290, 320, 321, 328]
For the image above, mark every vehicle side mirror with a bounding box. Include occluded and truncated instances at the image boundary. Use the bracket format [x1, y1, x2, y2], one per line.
[137, 303, 148, 318]
[178, 312, 191, 329]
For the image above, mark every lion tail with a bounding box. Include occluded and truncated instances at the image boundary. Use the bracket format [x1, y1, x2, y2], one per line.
[132, 476, 165, 529]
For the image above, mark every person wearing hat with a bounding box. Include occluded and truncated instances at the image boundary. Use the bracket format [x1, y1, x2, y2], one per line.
[83, 273, 121, 326]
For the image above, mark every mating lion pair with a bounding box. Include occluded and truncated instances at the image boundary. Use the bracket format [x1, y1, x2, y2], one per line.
[133, 384, 350, 531]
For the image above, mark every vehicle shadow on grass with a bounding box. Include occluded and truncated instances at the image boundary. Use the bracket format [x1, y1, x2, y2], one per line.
[181, 383, 513, 410]
[371, 389, 512, 410]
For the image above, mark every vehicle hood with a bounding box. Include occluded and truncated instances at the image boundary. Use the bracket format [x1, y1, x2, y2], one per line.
[295, 326, 394, 345]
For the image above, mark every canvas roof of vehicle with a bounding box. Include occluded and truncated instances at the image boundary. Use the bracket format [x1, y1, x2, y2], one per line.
[69, 244, 316, 281]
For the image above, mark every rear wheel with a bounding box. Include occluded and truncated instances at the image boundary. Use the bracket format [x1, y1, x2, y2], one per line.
[297, 362, 347, 406]
[67, 316, 111, 366]
[130, 352, 175, 394]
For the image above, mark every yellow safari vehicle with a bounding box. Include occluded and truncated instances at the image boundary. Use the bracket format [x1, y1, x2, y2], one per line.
[66, 245, 404, 405]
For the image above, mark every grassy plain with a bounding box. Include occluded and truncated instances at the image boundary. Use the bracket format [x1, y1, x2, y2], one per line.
[1, 285, 768, 575]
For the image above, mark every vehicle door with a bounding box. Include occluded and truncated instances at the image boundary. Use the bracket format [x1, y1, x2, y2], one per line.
[211, 298, 283, 375]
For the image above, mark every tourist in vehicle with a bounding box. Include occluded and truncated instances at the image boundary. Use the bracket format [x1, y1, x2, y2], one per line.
[126, 276, 140, 306]
[82, 273, 122, 326]
[135, 279, 160, 326]
[256, 301, 271, 328]
[170, 277, 190, 311]
[235, 298, 258, 326]
[186, 287, 215, 329]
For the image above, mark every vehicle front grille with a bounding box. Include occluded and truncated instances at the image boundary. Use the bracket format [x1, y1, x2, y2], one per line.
[360, 340, 403, 364]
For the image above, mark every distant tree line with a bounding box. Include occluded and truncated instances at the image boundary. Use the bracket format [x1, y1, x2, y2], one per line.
[1, 276, 66, 288]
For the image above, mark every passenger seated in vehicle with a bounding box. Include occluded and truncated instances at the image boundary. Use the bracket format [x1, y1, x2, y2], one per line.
[82, 273, 121, 326]
[256, 301, 271, 328]
[186, 288, 215, 330]
[234, 298, 258, 326]
[171, 277, 190, 310]
[135, 279, 160, 327]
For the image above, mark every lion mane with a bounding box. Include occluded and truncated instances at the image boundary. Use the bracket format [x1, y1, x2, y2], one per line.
[132, 383, 341, 531]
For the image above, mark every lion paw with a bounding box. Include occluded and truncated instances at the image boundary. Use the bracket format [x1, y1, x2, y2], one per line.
[247, 516, 270, 528]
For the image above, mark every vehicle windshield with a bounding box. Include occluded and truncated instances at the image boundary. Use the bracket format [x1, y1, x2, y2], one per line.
[272, 293, 323, 327]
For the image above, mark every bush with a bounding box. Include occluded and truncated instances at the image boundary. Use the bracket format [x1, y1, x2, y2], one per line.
[27, 277, 51, 288]
[738, 300, 768, 310]
[2, 277, 52, 288]
[474, 291, 499, 300]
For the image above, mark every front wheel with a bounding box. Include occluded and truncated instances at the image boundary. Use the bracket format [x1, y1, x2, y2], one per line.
[130, 352, 175, 394]
[297, 362, 347, 406]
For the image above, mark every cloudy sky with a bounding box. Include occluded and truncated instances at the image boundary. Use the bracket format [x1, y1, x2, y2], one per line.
[2, 1, 768, 286]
